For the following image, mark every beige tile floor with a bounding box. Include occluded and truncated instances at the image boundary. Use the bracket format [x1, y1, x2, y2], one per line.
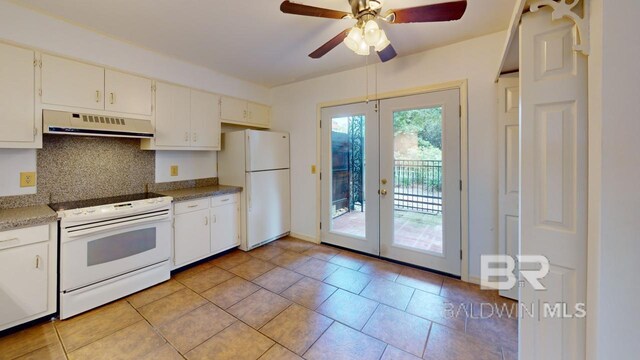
[0, 237, 518, 360]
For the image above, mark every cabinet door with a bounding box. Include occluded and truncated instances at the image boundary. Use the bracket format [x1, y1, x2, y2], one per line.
[247, 102, 270, 127]
[0, 242, 48, 326]
[220, 96, 247, 123]
[190, 90, 221, 149]
[174, 209, 211, 267]
[104, 69, 153, 116]
[0, 43, 35, 143]
[41, 54, 104, 110]
[154, 82, 191, 147]
[210, 203, 240, 254]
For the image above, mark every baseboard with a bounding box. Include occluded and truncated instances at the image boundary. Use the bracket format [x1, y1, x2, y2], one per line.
[468, 276, 481, 285]
[289, 232, 320, 244]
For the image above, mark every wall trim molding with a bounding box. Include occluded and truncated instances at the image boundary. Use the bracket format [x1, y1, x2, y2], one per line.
[289, 232, 319, 244]
[530, 0, 590, 55]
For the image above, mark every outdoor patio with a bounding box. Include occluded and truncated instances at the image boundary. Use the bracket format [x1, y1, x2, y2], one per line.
[331, 210, 443, 254]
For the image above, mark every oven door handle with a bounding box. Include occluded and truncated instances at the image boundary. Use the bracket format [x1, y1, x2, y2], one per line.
[65, 215, 170, 239]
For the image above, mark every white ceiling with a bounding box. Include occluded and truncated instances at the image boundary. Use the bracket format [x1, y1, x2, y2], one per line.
[11, 0, 516, 87]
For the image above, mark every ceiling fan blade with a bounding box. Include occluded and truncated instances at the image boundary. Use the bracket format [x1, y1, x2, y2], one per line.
[280, 1, 351, 20]
[309, 29, 351, 59]
[377, 44, 397, 62]
[387, 0, 467, 23]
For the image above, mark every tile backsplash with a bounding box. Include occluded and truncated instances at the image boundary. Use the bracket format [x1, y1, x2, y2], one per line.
[0, 135, 216, 209]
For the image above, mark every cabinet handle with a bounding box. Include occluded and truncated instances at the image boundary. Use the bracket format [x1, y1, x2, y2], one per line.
[212, 215, 217, 223]
[110, 92, 115, 104]
[193, 132, 197, 142]
[205, 216, 208, 226]
[243, 110, 247, 119]
[0, 237, 18, 243]
[35, 255, 41, 269]
[187, 204, 199, 208]
[220, 198, 230, 202]
[184, 132, 189, 142]
[96, 90, 101, 103]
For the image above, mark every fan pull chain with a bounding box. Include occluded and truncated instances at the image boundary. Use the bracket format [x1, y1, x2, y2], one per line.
[365, 55, 369, 104]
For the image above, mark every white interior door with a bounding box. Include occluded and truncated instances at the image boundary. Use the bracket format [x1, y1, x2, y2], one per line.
[321, 102, 379, 255]
[379, 90, 461, 276]
[520, 8, 587, 360]
[498, 75, 520, 300]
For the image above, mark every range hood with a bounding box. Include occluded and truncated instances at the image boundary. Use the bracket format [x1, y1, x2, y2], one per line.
[43, 110, 154, 139]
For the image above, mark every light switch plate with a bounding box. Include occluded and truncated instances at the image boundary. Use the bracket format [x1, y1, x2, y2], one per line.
[170, 165, 179, 177]
[20, 172, 36, 187]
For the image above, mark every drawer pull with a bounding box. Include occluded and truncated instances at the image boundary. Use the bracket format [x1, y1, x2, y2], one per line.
[35, 255, 41, 269]
[220, 199, 230, 202]
[0, 237, 18, 243]
[187, 204, 199, 208]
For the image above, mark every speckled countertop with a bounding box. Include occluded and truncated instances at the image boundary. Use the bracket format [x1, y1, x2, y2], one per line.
[158, 185, 242, 202]
[0, 205, 58, 232]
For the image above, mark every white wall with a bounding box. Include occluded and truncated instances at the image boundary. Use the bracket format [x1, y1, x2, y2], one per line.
[0, 0, 269, 193]
[588, 1, 640, 358]
[0, 149, 37, 196]
[270, 31, 506, 278]
[155, 151, 217, 183]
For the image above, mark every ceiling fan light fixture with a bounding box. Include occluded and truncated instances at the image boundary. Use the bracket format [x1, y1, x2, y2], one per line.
[363, 20, 382, 46]
[373, 30, 390, 52]
[355, 37, 370, 55]
[344, 26, 364, 52]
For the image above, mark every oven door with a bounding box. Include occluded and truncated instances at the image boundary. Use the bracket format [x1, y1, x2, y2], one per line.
[60, 212, 171, 292]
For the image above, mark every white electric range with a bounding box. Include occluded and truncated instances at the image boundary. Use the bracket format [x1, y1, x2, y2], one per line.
[51, 193, 173, 319]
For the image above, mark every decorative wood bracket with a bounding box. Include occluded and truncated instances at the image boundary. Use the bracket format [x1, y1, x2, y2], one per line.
[530, 0, 590, 55]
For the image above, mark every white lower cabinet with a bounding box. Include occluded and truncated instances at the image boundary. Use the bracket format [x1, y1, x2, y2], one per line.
[172, 193, 239, 270]
[210, 201, 240, 254]
[0, 223, 57, 331]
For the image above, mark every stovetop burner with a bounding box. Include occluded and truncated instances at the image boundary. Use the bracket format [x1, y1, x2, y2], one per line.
[49, 192, 166, 212]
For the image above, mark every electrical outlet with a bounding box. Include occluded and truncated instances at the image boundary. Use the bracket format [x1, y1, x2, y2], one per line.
[311, 165, 316, 174]
[20, 172, 36, 187]
[170, 165, 179, 177]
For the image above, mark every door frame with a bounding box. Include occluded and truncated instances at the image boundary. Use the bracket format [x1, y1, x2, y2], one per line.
[314, 79, 471, 282]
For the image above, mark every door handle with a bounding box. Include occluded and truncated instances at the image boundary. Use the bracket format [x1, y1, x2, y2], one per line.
[379, 189, 388, 196]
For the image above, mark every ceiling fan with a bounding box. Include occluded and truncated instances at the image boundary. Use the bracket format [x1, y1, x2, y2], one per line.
[280, 0, 468, 62]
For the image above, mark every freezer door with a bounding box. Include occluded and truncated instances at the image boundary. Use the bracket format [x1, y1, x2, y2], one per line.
[246, 130, 290, 171]
[246, 169, 291, 248]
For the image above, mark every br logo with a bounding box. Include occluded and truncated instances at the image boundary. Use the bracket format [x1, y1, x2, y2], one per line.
[480, 255, 550, 291]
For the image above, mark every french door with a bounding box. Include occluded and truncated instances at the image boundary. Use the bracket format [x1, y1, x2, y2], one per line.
[321, 89, 462, 275]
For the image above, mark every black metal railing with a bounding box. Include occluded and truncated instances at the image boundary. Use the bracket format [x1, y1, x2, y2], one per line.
[394, 160, 442, 214]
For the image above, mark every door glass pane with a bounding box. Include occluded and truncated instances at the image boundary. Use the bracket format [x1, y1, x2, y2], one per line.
[87, 228, 156, 266]
[393, 107, 443, 254]
[330, 115, 366, 238]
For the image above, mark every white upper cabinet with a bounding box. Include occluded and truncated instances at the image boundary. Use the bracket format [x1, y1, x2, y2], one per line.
[220, 96, 270, 128]
[144, 82, 220, 151]
[41, 54, 104, 111]
[154, 81, 191, 147]
[0, 42, 37, 147]
[220, 96, 247, 124]
[247, 102, 270, 127]
[104, 69, 153, 116]
[190, 89, 220, 149]
[40, 54, 153, 119]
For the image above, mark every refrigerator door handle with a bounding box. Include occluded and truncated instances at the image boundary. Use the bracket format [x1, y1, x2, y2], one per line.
[246, 174, 252, 212]
[246, 134, 251, 172]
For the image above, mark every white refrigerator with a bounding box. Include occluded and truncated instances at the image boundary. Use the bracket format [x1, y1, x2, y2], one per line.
[218, 130, 291, 250]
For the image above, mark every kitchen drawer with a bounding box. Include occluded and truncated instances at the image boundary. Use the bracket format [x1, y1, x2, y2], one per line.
[0, 224, 50, 251]
[211, 193, 238, 207]
[174, 198, 210, 215]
